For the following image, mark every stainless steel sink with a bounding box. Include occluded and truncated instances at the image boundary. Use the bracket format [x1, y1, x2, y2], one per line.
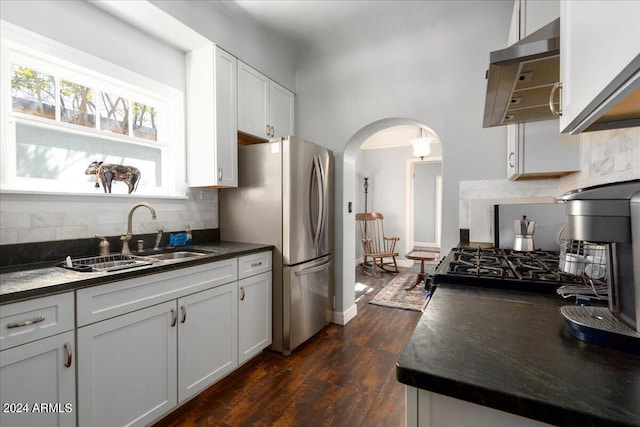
[147, 251, 208, 261]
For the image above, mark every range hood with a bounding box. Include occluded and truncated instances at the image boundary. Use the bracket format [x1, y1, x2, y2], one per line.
[483, 19, 561, 128]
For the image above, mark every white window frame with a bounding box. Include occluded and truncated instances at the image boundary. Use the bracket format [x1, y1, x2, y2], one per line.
[0, 20, 186, 197]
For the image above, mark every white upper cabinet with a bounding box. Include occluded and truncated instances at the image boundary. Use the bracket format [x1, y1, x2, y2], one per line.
[559, 0, 640, 133]
[186, 44, 238, 187]
[507, 0, 580, 180]
[269, 80, 296, 138]
[238, 61, 295, 140]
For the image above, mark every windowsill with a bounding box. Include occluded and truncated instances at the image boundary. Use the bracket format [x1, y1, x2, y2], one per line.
[0, 189, 189, 201]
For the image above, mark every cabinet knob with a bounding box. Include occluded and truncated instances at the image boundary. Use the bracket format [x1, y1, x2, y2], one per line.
[549, 82, 563, 117]
[64, 343, 72, 368]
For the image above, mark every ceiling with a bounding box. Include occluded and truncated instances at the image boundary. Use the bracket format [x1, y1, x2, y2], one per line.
[231, 0, 476, 53]
[231, 1, 455, 151]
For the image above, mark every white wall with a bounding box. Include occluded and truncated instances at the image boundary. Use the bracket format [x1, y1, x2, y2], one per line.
[150, 0, 297, 91]
[0, 1, 216, 244]
[294, 1, 512, 316]
[0, 0, 185, 90]
[295, 1, 512, 254]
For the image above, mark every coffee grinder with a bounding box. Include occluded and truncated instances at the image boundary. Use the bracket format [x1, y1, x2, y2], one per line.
[557, 180, 640, 354]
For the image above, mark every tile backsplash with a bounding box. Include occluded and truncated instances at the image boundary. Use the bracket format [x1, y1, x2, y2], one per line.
[0, 188, 218, 245]
[460, 126, 640, 241]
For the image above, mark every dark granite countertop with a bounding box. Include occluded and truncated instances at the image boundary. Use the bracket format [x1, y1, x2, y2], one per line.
[0, 241, 273, 304]
[396, 283, 640, 427]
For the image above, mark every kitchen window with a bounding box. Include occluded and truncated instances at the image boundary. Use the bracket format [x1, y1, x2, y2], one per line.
[0, 21, 185, 197]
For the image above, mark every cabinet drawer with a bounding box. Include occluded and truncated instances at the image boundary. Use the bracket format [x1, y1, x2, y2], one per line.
[77, 259, 237, 326]
[238, 251, 272, 279]
[1, 292, 74, 350]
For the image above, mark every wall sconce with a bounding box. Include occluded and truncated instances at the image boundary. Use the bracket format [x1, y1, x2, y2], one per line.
[411, 127, 433, 160]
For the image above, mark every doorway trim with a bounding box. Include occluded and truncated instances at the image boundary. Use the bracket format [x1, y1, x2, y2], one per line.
[333, 117, 443, 326]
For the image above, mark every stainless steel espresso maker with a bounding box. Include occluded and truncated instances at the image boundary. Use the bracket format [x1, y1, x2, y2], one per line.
[557, 180, 640, 354]
[513, 215, 536, 251]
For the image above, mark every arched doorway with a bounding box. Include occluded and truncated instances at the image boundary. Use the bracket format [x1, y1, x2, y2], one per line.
[333, 117, 443, 325]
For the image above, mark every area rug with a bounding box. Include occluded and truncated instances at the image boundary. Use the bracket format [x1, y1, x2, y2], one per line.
[369, 273, 432, 312]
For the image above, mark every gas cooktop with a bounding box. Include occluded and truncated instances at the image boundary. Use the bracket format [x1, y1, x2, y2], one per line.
[434, 247, 585, 294]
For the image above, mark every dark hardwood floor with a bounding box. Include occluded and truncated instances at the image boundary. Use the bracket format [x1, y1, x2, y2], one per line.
[154, 264, 426, 427]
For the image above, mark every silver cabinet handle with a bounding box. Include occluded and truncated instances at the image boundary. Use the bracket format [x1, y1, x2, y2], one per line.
[270, 126, 275, 138]
[508, 152, 515, 168]
[549, 81, 563, 117]
[251, 261, 263, 267]
[240, 286, 245, 301]
[64, 343, 72, 368]
[180, 305, 187, 324]
[218, 168, 223, 181]
[7, 316, 45, 329]
[170, 309, 177, 327]
[266, 124, 270, 137]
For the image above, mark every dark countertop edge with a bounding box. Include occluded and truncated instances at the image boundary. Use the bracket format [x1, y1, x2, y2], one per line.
[395, 364, 628, 427]
[0, 242, 274, 304]
[395, 283, 636, 427]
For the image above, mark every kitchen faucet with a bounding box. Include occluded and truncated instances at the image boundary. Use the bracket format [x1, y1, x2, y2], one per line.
[121, 202, 157, 254]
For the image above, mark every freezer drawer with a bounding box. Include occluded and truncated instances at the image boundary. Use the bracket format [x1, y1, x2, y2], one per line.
[283, 255, 331, 355]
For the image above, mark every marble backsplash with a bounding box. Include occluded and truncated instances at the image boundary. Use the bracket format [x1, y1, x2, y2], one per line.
[0, 188, 219, 245]
[460, 126, 640, 240]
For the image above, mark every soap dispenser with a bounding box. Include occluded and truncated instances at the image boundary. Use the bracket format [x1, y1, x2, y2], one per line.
[185, 226, 193, 247]
[96, 235, 110, 256]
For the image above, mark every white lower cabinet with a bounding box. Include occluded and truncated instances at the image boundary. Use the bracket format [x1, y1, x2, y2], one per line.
[238, 271, 272, 364]
[178, 283, 238, 402]
[406, 386, 551, 427]
[77, 301, 178, 427]
[0, 331, 76, 427]
[0, 292, 75, 427]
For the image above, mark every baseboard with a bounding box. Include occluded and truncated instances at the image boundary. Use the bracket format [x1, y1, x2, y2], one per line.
[331, 303, 358, 325]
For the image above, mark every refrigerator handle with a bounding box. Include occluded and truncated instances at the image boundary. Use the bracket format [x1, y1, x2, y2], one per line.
[312, 155, 324, 249]
[294, 259, 331, 276]
[316, 154, 327, 246]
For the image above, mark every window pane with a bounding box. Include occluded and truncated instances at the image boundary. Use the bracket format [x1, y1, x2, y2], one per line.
[100, 92, 129, 135]
[60, 80, 96, 128]
[11, 65, 56, 119]
[132, 101, 157, 141]
[16, 123, 162, 190]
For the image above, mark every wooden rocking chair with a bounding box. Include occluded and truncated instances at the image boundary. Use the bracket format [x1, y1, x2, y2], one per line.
[356, 212, 400, 276]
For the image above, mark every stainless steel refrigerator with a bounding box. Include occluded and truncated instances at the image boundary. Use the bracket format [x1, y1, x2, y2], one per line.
[220, 136, 333, 355]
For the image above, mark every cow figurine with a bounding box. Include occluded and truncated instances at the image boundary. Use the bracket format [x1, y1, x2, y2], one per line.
[85, 161, 141, 194]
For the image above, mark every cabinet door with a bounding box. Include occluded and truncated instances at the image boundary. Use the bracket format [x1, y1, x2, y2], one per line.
[186, 44, 238, 187]
[0, 331, 75, 427]
[269, 80, 295, 138]
[238, 272, 272, 364]
[77, 301, 177, 427]
[560, 0, 640, 133]
[238, 61, 270, 138]
[214, 47, 238, 187]
[178, 283, 238, 402]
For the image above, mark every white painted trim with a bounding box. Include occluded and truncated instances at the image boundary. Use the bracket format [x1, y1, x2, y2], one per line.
[331, 303, 357, 325]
